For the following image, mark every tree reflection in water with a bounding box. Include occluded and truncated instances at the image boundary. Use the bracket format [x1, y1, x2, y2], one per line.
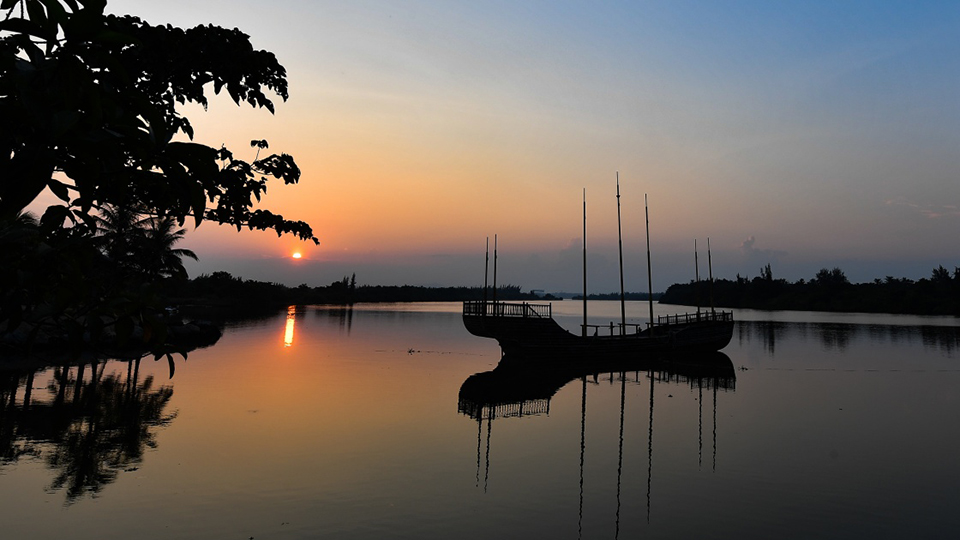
[0, 358, 175, 504]
[736, 320, 960, 356]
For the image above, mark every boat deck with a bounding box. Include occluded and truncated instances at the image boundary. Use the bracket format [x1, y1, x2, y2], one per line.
[462, 301, 734, 357]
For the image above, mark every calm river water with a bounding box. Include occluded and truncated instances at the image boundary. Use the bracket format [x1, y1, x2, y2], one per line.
[1, 301, 958, 539]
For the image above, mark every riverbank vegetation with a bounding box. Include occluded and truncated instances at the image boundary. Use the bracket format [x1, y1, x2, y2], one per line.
[574, 292, 662, 301]
[170, 272, 554, 317]
[173, 264, 960, 319]
[659, 265, 960, 316]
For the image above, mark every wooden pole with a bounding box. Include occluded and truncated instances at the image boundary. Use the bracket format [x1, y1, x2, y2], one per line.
[483, 236, 489, 308]
[695, 239, 700, 315]
[583, 189, 588, 337]
[616, 173, 626, 335]
[708, 237, 716, 315]
[492, 234, 498, 309]
[645, 194, 654, 336]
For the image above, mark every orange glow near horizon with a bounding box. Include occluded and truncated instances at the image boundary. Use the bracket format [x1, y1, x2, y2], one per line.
[135, 4, 958, 290]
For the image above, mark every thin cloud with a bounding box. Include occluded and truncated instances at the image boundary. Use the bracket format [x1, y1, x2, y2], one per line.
[740, 236, 787, 260]
[886, 198, 960, 219]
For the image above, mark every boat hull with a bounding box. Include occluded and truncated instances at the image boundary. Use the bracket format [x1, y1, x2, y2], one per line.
[463, 312, 733, 359]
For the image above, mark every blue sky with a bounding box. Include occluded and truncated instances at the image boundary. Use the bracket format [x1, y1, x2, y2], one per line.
[96, 0, 960, 291]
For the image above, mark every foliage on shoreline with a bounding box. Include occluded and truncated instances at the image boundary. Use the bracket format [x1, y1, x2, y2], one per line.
[170, 271, 555, 316]
[659, 265, 960, 316]
[573, 292, 662, 301]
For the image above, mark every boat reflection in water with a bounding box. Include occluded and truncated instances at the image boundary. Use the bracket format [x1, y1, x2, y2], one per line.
[459, 352, 735, 533]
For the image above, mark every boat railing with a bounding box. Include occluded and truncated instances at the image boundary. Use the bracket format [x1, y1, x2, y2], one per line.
[581, 311, 733, 336]
[463, 300, 552, 319]
[650, 310, 733, 327]
[581, 322, 646, 336]
[459, 398, 551, 420]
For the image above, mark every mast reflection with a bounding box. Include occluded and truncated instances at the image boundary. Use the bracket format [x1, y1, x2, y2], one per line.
[458, 352, 736, 530]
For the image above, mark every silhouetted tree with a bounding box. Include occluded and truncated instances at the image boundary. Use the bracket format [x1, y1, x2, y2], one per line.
[1, 0, 316, 242]
[95, 203, 150, 274]
[931, 265, 951, 283]
[661, 265, 958, 315]
[813, 268, 849, 287]
[141, 216, 198, 279]
[1, 0, 315, 354]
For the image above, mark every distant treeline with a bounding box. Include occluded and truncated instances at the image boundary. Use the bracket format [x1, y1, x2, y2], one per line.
[170, 271, 556, 316]
[574, 292, 663, 301]
[659, 265, 960, 316]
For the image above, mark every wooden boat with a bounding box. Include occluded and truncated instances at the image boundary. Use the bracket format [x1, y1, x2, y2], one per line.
[462, 300, 733, 358]
[467, 183, 733, 359]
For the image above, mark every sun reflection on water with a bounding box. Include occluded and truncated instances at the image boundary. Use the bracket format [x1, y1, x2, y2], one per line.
[283, 305, 296, 347]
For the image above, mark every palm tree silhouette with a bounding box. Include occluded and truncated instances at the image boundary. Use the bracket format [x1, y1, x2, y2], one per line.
[95, 205, 196, 279]
[95, 204, 149, 274]
[142, 216, 197, 279]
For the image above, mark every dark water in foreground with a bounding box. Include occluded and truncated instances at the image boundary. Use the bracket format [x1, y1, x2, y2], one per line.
[1, 302, 958, 539]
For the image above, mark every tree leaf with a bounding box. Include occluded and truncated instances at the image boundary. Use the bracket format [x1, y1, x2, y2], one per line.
[39, 205, 72, 231]
[38, 0, 68, 25]
[0, 18, 49, 38]
[48, 179, 71, 202]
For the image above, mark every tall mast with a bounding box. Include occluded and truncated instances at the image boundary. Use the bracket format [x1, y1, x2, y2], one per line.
[708, 237, 715, 315]
[695, 239, 700, 315]
[492, 234, 498, 307]
[582, 189, 588, 337]
[645, 194, 654, 335]
[616, 173, 626, 335]
[483, 236, 489, 307]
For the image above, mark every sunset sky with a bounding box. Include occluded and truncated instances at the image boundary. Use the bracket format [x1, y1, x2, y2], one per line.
[90, 0, 958, 292]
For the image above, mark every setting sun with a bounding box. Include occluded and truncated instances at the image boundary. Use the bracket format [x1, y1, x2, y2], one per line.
[292, 252, 302, 259]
